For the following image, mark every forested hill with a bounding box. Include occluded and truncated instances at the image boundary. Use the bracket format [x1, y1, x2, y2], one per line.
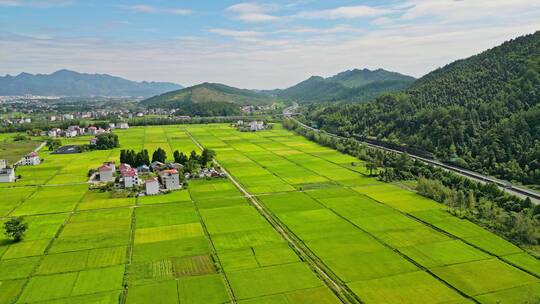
[306, 31, 540, 186]
[140, 82, 278, 116]
[266, 68, 415, 103]
[141, 82, 276, 108]
[0, 69, 182, 97]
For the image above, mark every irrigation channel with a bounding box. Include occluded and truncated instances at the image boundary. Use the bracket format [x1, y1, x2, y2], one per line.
[185, 128, 363, 304]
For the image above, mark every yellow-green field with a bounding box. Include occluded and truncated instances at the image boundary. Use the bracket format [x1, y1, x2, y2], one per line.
[0, 124, 539, 304]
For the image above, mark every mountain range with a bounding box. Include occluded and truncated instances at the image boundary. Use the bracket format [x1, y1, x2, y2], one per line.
[0, 70, 182, 97]
[264, 68, 416, 103]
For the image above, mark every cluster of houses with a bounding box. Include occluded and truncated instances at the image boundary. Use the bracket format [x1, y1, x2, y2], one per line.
[0, 152, 41, 183]
[234, 120, 267, 132]
[96, 161, 181, 196]
[1, 117, 32, 126]
[95, 159, 226, 196]
[47, 123, 128, 140]
[48, 126, 109, 138]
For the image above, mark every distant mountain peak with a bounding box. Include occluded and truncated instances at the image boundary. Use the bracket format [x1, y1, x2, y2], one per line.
[268, 68, 415, 103]
[0, 70, 183, 97]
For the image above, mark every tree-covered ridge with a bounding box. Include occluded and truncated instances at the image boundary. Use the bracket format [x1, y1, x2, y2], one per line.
[306, 31, 540, 186]
[267, 68, 415, 103]
[141, 82, 276, 109]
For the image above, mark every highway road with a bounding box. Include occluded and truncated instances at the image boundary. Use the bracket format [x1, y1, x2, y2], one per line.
[282, 105, 540, 205]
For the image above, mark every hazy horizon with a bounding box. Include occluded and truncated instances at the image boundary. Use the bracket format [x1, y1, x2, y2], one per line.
[1, 0, 539, 89]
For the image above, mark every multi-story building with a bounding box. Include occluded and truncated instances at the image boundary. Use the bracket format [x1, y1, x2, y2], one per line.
[20, 152, 40, 166]
[145, 177, 160, 195]
[159, 169, 180, 190]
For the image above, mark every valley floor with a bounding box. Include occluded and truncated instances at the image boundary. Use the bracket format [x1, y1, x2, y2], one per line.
[0, 124, 539, 304]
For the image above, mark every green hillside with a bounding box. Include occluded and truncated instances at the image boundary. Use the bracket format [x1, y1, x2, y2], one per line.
[141, 82, 277, 109]
[306, 31, 540, 186]
[268, 68, 415, 103]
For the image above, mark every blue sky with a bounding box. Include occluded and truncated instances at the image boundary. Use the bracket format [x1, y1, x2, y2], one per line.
[1, 0, 539, 89]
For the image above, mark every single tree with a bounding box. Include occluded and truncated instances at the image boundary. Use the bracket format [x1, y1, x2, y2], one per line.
[4, 217, 28, 242]
[189, 150, 199, 162]
[46, 139, 62, 151]
[152, 148, 167, 163]
[95, 133, 119, 150]
[200, 148, 216, 167]
[365, 162, 377, 176]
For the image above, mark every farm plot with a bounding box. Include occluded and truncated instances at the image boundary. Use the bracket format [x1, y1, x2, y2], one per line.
[186, 123, 540, 304]
[0, 139, 43, 164]
[2, 124, 539, 303]
[188, 178, 340, 302]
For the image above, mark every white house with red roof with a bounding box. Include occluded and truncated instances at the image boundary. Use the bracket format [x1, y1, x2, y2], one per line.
[159, 169, 180, 190]
[98, 163, 114, 182]
[122, 167, 139, 188]
[88, 126, 98, 135]
[145, 177, 160, 195]
[20, 152, 41, 166]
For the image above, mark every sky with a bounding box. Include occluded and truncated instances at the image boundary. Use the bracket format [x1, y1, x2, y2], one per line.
[1, 0, 539, 89]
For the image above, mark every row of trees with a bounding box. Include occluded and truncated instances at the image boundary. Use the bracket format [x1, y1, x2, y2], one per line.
[120, 149, 151, 167]
[417, 177, 539, 245]
[283, 118, 540, 247]
[119, 147, 216, 173]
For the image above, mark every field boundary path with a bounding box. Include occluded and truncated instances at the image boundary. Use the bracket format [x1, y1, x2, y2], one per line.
[283, 112, 540, 204]
[185, 128, 362, 304]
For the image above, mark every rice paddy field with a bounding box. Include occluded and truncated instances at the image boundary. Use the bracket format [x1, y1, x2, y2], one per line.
[0, 124, 539, 304]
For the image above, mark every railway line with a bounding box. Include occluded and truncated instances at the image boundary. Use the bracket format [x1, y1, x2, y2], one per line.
[282, 106, 540, 205]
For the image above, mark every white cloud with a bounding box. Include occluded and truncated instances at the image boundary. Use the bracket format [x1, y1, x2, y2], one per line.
[226, 2, 279, 22]
[401, 0, 540, 22]
[208, 28, 264, 38]
[0, 0, 71, 7]
[297, 5, 391, 19]
[276, 25, 363, 35]
[123, 5, 191, 15]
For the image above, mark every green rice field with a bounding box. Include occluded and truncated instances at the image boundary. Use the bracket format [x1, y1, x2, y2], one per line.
[0, 124, 539, 304]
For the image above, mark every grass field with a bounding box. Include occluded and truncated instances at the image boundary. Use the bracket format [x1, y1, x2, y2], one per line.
[0, 138, 43, 164]
[0, 124, 539, 303]
[186, 123, 540, 304]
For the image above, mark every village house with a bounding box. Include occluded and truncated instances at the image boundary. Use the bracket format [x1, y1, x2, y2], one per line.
[20, 152, 41, 166]
[122, 167, 139, 188]
[166, 162, 184, 171]
[104, 161, 116, 172]
[150, 161, 165, 172]
[89, 138, 98, 146]
[48, 128, 60, 137]
[87, 126, 98, 135]
[159, 169, 180, 190]
[145, 177, 160, 195]
[0, 167, 15, 183]
[137, 165, 151, 173]
[0, 159, 6, 169]
[64, 129, 77, 138]
[249, 121, 265, 131]
[118, 122, 129, 129]
[67, 125, 86, 136]
[98, 163, 114, 182]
